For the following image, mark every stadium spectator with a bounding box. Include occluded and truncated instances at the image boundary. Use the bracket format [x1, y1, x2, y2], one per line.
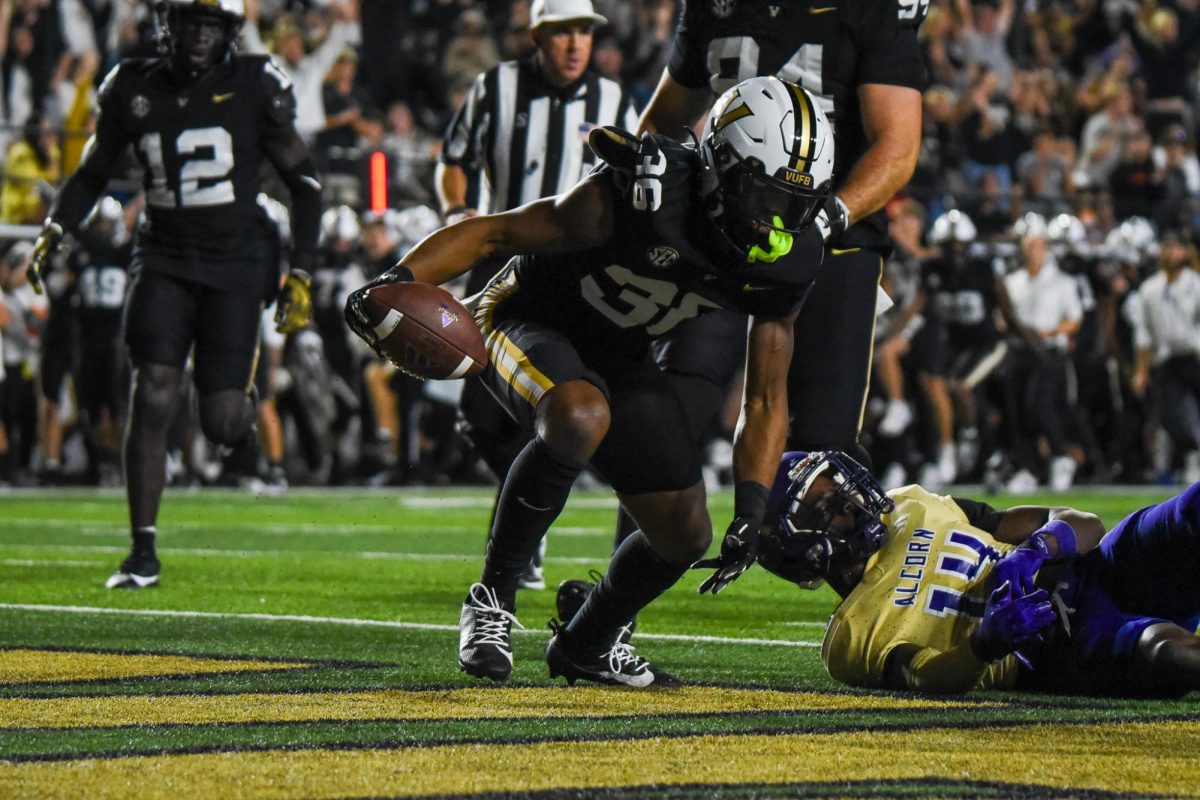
[316, 46, 378, 206]
[1016, 125, 1072, 217]
[958, 0, 1014, 93]
[441, 8, 500, 98]
[1129, 230, 1200, 484]
[1002, 221, 1084, 493]
[380, 100, 439, 207]
[246, 1, 360, 141]
[0, 240, 46, 485]
[1118, 3, 1200, 139]
[1, 111, 60, 224]
[1076, 86, 1141, 190]
[1109, 128, 1164, 221]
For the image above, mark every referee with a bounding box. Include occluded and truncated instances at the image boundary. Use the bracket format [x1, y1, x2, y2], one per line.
[435, 0, 639, 589]
[437, 0, 638, 238]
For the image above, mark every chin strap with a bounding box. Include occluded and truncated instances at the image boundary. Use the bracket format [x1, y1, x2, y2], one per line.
[747, 216, 794, 264]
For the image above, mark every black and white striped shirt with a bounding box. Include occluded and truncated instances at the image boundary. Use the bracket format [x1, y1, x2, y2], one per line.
[441, 58, 639, 213]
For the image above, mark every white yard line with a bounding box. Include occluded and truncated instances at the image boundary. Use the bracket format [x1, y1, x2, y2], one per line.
[13, 518, 606, 537]
[0, 603, 820, 648]
[0, 559, 95, 568]
[8, 543, 608, 564]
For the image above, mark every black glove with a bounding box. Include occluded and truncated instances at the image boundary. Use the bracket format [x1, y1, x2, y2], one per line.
[693, 481, 770, 595]
[343, 265, 414, 355]
[27, 220, 65, 296]
[813, 194, 850, 244]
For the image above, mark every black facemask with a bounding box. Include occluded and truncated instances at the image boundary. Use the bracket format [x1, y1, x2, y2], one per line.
[168, 9, 235, 80]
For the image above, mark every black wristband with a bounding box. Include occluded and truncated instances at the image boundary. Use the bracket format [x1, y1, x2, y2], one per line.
[443, 205, 470, 219]
[733, 481, 771, 520]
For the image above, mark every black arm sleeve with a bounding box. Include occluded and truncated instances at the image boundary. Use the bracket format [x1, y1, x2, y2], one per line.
[267, 134, 321, 274]
[48, 65, 131, 231]
[952, 497, 1003, 535]
[261, 66, 321, 274]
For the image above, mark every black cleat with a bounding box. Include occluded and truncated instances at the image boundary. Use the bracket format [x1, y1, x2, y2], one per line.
[546, 621, 679, 688]
[458, 583, 524, 681]
[105, 551, 160, 589]
[555, 570, 634, 643]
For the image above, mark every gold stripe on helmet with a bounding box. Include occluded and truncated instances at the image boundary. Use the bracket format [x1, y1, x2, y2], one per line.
[788, 83, 815, 174]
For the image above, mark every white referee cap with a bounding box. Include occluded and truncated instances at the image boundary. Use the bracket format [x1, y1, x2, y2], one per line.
[531, 0, 607, 29]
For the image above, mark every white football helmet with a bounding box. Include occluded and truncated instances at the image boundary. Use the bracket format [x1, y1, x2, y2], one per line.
[928, 209, 977, 244]
[320, 205, 362, 246]
[1013, 211, 1047, 241]
[700, 76, 835, 259]
[1046, 213, 1089, 257]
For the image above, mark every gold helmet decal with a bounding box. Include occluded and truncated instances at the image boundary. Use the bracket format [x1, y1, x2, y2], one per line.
[714, 89, 753, 132]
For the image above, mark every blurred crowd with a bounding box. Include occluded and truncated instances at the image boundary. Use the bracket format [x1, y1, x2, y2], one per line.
[1, 0, 1200, 492]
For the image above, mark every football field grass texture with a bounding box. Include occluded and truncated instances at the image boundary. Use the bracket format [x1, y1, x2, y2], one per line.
[2, 485, 1198, 798]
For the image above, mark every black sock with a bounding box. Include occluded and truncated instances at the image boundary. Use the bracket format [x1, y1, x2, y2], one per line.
[481, 438, 581, 608]
[564, 530, 687, 655]
[132, 527, 156, 557]
[613, 505, 639, 552]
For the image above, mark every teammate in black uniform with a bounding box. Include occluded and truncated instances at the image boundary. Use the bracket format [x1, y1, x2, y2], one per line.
[348, 77, 834, 686]
[639, 0, 927, 458]
[924, 210, 1030, 479]
[69, 196, 135, 486]
[27, 0, 319, 589]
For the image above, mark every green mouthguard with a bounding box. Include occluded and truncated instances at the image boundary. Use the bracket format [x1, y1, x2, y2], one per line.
[747, 216, 794, 263]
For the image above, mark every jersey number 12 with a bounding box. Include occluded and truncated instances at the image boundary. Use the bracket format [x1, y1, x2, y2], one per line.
[139, 127, 235, 208]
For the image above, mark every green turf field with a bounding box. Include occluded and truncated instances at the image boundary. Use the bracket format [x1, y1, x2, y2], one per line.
[2, 485, 1198, 798]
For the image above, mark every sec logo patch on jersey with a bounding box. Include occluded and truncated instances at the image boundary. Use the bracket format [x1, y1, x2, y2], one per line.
[647, 246, 679, 268]
[712, 0, 736, 18]
[131, 95, 150, 118]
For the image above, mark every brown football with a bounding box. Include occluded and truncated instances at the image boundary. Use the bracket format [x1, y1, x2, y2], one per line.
[359, 282, 487, 380]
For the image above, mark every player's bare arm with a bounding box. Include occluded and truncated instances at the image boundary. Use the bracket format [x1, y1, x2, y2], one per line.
[991, 506, 1106, 555]
[638, 72, 710, 138]
[836, 83, 922, 225]
[733, 311, 799, 490]
[397, 176, 614, 286]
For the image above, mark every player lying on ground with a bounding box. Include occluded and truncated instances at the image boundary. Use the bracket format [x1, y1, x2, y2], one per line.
[346, 76, 839, 687]
[745, 451, 1200, 696]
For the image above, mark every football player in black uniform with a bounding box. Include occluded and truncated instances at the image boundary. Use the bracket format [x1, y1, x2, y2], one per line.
[637, 0, 927, 462]
[27, 0, 319, 589]
[69, 196, 135, 486]
[348, 77, 834, 686]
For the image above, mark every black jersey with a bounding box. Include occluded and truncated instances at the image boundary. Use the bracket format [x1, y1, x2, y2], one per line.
[92, 54, 297, 291]
[669, 0, 927, 250]
[925, 247, 1003, 347]
[509, 157, 816, 366]
[70, 228, 133, 330]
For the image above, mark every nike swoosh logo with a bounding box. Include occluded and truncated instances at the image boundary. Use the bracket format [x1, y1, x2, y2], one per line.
[831, 247, 861, 256]
[212, 92, 236, 103]
[516, 496, 554, 512]
[810, 5, 836, 13]
[741, 284, 774, 292]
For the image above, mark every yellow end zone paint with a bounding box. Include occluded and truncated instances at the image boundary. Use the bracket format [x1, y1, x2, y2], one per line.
[2, 721, 1198, 798]
[0, 685, 986, 729]
[0, 649, 307, 686]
